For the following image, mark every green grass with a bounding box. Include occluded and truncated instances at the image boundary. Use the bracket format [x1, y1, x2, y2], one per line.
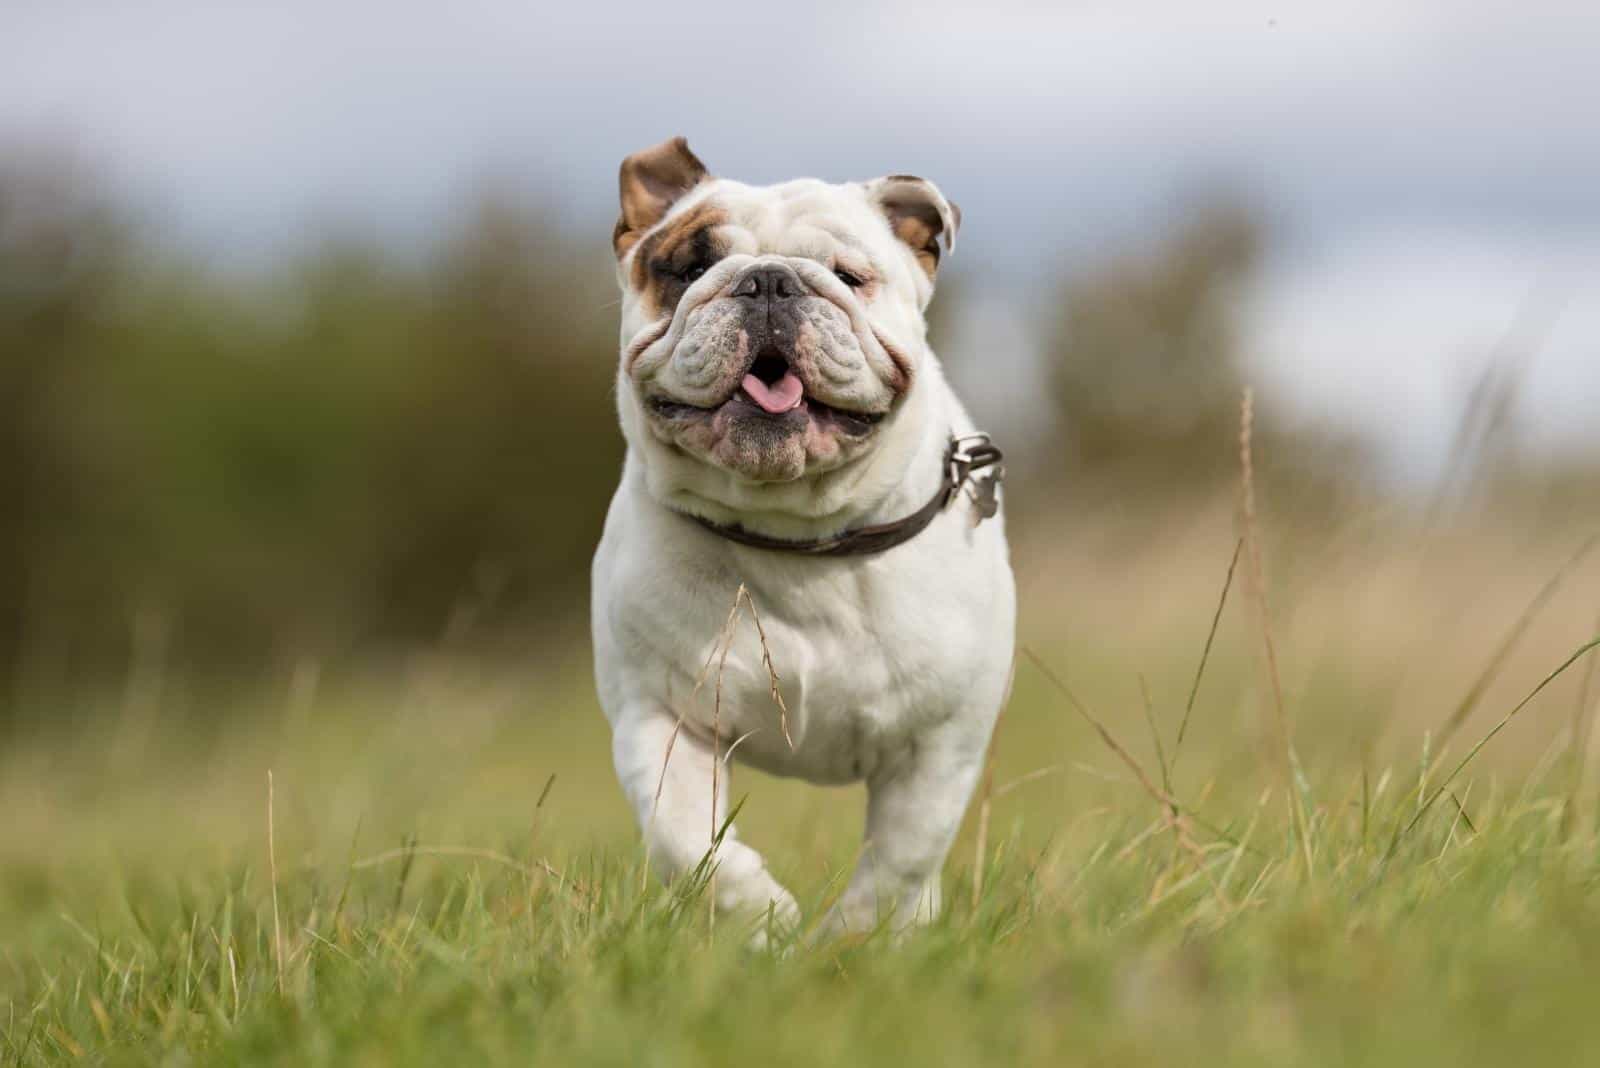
[4, 614, 1600, 1066]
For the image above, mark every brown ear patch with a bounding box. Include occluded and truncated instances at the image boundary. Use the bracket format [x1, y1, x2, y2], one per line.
[870, 175, 959, 280]
[614, 137, 710, 258]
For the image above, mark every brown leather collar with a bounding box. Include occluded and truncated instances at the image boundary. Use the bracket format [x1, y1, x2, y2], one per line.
[683, 433, 1004, 556]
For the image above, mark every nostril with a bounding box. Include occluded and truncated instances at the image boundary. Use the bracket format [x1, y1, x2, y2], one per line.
[749, 351, 788, 385]
[733, 266, 804, 301]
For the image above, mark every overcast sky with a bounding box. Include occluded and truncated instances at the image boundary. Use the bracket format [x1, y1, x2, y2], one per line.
[5, 0, 1599, 481]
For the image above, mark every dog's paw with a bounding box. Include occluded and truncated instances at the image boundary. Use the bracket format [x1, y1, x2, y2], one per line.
[811, 879, 941, 944]
[810, 896, 883, 944]
[740, 887, 802, 952]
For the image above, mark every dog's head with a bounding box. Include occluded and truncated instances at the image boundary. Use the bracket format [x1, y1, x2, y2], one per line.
[611, 137, 957, 514]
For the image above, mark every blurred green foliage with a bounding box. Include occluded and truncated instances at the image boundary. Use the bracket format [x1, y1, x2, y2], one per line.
[1048, 203, 1261, 484]
[1042, 201, 1371, 503]
[1, 155, 621, 688]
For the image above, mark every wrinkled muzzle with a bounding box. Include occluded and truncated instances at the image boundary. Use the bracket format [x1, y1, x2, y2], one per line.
[626, 255, 912, 482]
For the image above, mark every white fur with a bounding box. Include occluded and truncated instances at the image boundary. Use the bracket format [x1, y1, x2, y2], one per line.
[592, 170, 1016, 940]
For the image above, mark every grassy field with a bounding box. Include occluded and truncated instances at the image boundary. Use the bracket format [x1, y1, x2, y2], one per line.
[4, 513, 1600, 1066]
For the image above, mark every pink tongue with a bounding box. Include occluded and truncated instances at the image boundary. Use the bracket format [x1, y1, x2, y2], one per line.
[741, 371, 805, 414]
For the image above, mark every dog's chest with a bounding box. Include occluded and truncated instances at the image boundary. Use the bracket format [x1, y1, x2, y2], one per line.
[639, 553, 996, 784]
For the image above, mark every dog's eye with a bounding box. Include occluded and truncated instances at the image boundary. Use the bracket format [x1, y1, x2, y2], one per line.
[680, 264, 708, 283]
[834, 268, 866, 289]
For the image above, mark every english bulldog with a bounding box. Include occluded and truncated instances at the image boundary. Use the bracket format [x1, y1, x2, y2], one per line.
[591, 137, 1016, 941]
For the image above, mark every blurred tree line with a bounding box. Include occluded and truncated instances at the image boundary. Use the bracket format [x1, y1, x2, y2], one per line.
[2, 152, 621, 693]
[2, 151, 1382, 696]
[1039, 201, 1372, 506]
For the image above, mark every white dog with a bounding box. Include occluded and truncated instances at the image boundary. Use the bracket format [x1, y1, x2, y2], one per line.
[591, 137, 1016, 939]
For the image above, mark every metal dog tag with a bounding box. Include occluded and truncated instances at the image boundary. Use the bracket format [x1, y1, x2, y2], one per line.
[969, 473, 1000, 521]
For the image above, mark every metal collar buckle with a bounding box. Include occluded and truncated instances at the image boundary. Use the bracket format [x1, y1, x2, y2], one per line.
[946, 433, 1005, 520]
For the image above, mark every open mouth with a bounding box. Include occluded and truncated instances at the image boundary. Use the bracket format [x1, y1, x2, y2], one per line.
[647, 346, 886, 435]
[742, 350, 803, 414]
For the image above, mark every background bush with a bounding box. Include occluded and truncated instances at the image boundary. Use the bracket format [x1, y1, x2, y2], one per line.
[2, 158, 621, 690]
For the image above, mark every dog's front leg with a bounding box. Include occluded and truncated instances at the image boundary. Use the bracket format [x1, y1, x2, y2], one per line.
[823, 722, 992, 937]
[611, 704, 800, 942]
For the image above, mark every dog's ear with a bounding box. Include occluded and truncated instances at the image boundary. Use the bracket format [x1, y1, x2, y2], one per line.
[613, 137, 710, 258]
[866, 175, 960, 279]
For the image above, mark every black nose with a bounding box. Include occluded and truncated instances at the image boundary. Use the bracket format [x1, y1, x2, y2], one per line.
[730, 264, 803, 301]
